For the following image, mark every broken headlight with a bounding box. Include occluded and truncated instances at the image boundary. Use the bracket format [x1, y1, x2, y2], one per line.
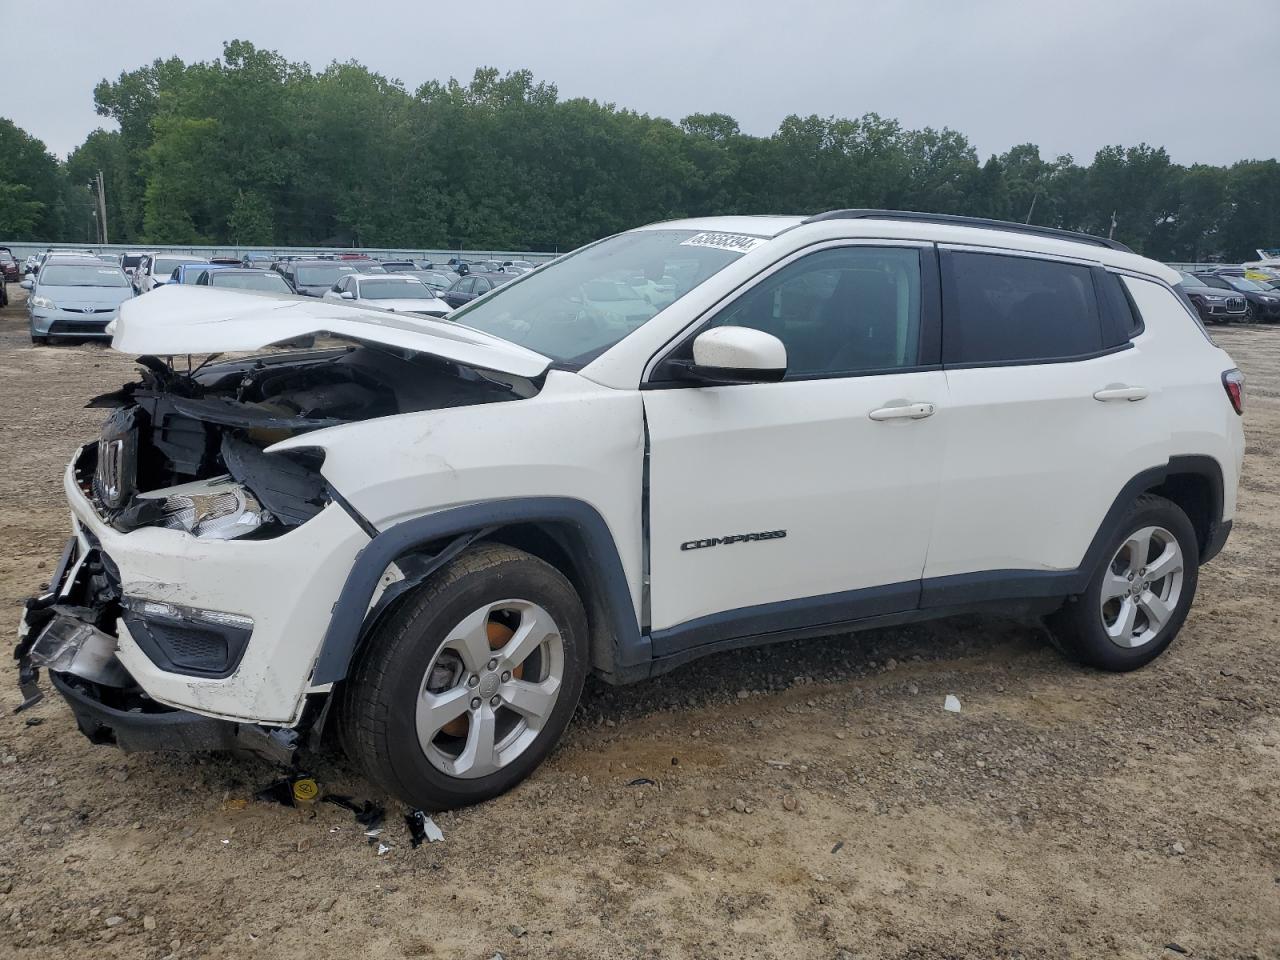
[155, 482, 273, 540]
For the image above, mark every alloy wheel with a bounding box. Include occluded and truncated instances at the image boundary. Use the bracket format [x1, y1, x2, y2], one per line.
[1099, 525, 1185, 649]
[416, 599, 565, 779]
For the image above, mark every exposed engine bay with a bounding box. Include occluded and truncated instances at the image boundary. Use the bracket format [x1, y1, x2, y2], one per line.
[82, 341, 537, 538]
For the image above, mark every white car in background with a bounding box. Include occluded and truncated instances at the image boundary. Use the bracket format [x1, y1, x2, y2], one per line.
[323, 273, 451, 317]
[134, 254, 209, 294]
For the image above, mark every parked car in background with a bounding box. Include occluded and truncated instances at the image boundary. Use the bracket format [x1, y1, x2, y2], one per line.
[171, 263, 230, 285]
[380, 260, 418, 272]
[349, 259, 387, 274]
[241, 253, 276, 269]
[439, 271, 513, 309]
[134, 255, 209, 294]
[1194, 272, 1280, 322]
[276, 259, 358, 297]
[323, 274, 450, 316]
[501, 260, 536, 274]
[0, 251, 21, 282]
[404, 269, 458, 293]
[195, 268, 296, 295]
[21, 257, 133, 344]
[1177, 272, 1248, 324]
[579, 278, 659, 331]
[24, 255, 39, 273]
[120, 251, 154, 278]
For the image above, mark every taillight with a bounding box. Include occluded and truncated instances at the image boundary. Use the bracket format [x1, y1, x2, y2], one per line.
[1222, 368, 1245, 416]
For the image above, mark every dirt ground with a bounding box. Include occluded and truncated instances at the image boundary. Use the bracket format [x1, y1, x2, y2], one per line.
[0, 285, 1277, 960]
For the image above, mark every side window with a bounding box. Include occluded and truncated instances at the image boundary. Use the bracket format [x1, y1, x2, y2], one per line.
[1098, 271, 1142, 339]
[942, 252, 1102, 364]
[702, 246, 923, 378]
[475, 278, 492, 294]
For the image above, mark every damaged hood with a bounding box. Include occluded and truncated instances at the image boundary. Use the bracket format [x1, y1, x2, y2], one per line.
[109, 284, 552, 378]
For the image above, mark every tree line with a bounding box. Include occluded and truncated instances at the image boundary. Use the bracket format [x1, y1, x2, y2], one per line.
[1, 40, 1276, 261]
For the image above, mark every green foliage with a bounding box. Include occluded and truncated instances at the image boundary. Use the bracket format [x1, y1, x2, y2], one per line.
[0, 118, 65, 239]
[2, 44, 1278, 259]
[0, 181, 43, 236]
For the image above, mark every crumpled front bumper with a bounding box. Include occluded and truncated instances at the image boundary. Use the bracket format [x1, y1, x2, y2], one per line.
[15, 552, 298, 764]
[16, 443, 371, 728]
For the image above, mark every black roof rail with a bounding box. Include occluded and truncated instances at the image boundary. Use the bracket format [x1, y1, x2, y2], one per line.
[801, 209, 1133, 253]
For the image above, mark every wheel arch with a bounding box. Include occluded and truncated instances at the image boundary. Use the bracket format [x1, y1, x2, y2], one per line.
[1143, 455, 1224, 563]
[311, 497, 648, 687]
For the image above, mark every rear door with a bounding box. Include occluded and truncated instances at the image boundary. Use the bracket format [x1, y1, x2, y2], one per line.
[644, 241, 948, 651]
[922, 247, 1167, 600]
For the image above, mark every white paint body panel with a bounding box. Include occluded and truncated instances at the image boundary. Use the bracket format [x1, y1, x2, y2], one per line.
[273, 371, 648, 613]
[61, 456, 371, 724]
[644, 371, 947, 629]
[110, 283, 550, 377]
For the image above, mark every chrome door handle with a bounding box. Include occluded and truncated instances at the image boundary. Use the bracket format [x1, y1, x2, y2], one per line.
[1093, 385, 1149, 402]
[868, 401, 936, 421]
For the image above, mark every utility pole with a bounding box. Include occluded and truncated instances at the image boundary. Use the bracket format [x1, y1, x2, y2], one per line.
[96, 171, 109, 245]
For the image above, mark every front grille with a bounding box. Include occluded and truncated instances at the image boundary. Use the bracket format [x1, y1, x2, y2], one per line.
[48, 319, 111, 334]
[1226, 297, 1246, 313]
[92, 407, 139, 511]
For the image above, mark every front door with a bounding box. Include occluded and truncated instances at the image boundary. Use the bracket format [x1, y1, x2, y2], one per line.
[643, 242, 947, 655]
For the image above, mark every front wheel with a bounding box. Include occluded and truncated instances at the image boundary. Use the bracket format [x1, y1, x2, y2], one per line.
[1048, 494, 1199, 671]
[339, 543, 589, 809]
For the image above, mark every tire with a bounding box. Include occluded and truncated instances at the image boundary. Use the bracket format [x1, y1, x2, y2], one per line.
[1048, 493, 1199, 671]
[339, 543, 589, 810]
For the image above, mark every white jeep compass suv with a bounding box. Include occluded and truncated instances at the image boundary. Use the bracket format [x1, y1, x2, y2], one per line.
[17, 211, 1246, 810]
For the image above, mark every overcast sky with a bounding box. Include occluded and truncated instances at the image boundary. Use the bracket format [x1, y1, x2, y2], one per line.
[4, 0, 1277, 166]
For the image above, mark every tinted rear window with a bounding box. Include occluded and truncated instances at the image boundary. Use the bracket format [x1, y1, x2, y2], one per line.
[1098, 271, 1142, 337]
[942, 252, 1102, 364]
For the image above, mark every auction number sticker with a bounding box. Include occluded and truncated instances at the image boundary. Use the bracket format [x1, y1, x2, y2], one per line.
[679, 232, 767, 253]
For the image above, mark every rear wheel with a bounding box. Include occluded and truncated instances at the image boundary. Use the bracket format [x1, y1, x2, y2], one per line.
[339, 543, 588, 809]
[1048, 494, 1199, 671]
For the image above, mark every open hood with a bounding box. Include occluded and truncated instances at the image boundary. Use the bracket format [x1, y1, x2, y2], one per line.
[109, 284, 551, 378]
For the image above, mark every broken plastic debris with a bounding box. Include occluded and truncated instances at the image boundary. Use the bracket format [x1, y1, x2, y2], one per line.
[322, 794, 385, 831]
[376, 842, 391, 856]
[406, 809, 444, 847]
[626, 777, 656, 787]
[944, 694, 962, 713]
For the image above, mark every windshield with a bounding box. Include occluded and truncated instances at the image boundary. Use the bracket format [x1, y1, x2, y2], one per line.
[1225, 276, 1267, 292]
[583, 280, 643, 302]
[359, 279, 436, 300]
[296, 264, 356, 285]
[39, 265, 129, 287]
[210, 272, 292, 293]
[409, 271, 452, 289]
[451, 229, 755, 364]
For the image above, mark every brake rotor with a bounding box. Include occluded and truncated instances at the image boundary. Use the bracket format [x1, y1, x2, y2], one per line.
[440, 619, 521, 737]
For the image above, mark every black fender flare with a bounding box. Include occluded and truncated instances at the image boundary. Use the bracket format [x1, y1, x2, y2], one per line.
[310, 497, 647, 685]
